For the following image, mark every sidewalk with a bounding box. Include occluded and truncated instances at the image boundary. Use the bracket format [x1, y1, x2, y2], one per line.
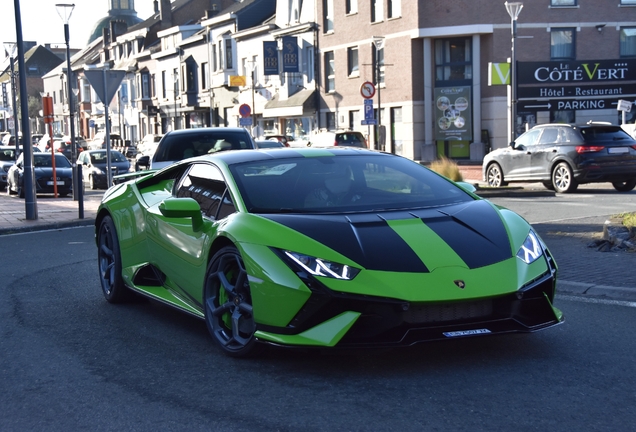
[0, 191, 101, 235]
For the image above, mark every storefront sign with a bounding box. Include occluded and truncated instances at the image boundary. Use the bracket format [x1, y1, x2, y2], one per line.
[282, 36, 298, 73]
[517, 59, 636, 85]
[517, 83, 636, 99]
[434, 86, 472, 142]
[518, 98, 624, 111]
[263, 41, 278, 75]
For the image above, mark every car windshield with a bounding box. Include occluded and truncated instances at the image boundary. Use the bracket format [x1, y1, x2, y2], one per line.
[230, 154, 473, 213]
[33, 154, 72, 168]
[91, 151, 127, 163]
[579, 126, 633, 142]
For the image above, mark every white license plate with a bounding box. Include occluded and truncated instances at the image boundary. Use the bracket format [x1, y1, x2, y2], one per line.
[443, 329, 491, 338]
[47, 181, 64, 185]
[608, 147, 629, 154]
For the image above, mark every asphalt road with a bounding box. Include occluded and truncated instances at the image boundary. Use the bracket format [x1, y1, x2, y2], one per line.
[1, 189, 635, 431]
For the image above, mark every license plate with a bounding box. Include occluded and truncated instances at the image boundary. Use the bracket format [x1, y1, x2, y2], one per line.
[608, 147, 629, 154]
[443, 329, 491, 337]
[47, 181, 64, 185]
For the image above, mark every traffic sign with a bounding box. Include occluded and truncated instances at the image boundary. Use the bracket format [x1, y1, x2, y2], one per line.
[239, 104, 251, 117]
[363, 99, 374, 121]
[84, 69, 126, 105]
[360, 81, 376, 99]
[617, 99, 632, 113]
[239, 117, 253, 126]
[361, 119, 377, 125]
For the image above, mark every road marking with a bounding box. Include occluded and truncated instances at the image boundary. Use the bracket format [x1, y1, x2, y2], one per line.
[558, 294, 636, 308]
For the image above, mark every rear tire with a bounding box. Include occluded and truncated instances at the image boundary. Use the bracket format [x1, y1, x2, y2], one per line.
[486, 163, 508, 187]
[612, 179, 636, 192]
[551, 162, 578, 193]
[542, 181, 555, 191]
[97, 215, 132, 303]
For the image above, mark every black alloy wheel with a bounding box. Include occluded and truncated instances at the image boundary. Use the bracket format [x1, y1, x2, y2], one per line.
[204, 246, 259, 357]
[486, 163, 508, 187]
[551, 162, 578, 193]
[612, 179, 636, 192]
[97, 215, 131, 303]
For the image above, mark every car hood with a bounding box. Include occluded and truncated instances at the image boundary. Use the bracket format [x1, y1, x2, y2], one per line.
[258, 199, 514, 272]
[34, 167, 73, 175]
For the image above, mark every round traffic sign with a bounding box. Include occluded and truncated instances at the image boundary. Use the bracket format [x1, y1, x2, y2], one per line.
[360, 81, 376, 99]
[239, 103, 251, 117]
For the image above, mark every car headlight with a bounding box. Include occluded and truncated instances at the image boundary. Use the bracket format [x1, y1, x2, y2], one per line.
[283, 250, 360, 280]
[516, 230, 543, 264]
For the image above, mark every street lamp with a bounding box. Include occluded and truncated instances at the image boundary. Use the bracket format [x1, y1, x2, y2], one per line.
[3, 42, 19, 160]
[505, 1, 523, 147]
[372, 36, 385, 151]
[56, 3, 79, 200]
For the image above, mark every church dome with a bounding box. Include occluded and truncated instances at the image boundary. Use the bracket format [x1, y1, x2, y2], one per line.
[87, 0, 144, 44]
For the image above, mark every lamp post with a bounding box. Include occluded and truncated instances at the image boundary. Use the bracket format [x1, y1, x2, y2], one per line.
[56, 3, 78, 200]
[172, 71, 179, 131]
[372, 36, 385, 151]
[3, 42, 19, 160]
[505, 1, 523, 147]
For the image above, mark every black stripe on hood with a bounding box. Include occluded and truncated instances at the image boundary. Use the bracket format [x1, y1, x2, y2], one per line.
[410, 200, 512, 269]
[261, 200, 512, 271]
[262, 213, 429, 272]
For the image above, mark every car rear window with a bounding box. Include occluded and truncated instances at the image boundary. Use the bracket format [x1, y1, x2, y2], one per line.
[335, 133, 366, 148]
[579, 126, 634, 143]
[154, 130, 254, 163]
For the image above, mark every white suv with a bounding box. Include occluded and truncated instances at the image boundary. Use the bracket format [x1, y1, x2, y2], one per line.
[308, 130, 367, 148]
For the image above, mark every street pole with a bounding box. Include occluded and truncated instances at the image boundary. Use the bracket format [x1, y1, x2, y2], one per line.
[12, 0, 37, 219]
[373, 36, 385, 152]
[4, 43, 20, 160]
[56, 3, 78, 200]
[505, 2, 523, 147]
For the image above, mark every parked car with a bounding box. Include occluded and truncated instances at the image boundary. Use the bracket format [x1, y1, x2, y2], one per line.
[37, 133, 64, 150]
[0, 146, 17, 189]
[137, 133, 164, 156]
[48, 139, 84, 161]
[77, 149, 132, 189]
[483, 122, 636, 193]
[255, 139, 286, 149]
[31, 134, 44, 145]
[264, 134, 292, 147]
[308, 130, 367, 148]
[150, 127, 257, 170]
[95, 147, 562, 357]
[2, 134, 23, 146]
[7, 152, 73, 197]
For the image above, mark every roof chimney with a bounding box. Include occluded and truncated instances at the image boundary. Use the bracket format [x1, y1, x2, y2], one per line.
[160, 0, 172, 29]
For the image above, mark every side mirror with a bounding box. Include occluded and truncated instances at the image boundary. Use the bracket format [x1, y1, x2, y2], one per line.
[137, 155, 150, 169]
[159, 197, 204, 231]
[456, 181, 477, 194]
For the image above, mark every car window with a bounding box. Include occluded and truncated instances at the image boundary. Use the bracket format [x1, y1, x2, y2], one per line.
[0, 149, 14, 161]
[175, 163, 233, 220]
[538, 127, 559, 145]
[515, 128, 541, 147]
[155, 130, 253, 163]
[336, 133, 366, 147]
[579, 126, 633, 142]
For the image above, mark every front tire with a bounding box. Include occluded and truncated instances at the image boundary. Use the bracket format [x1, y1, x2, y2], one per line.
[612, 179, 636, 192]
[486, 163, 508, 187]
[97, 215, 131, 303]
[551, 162, 578, 193]
[89, 175, 96, 190]
[204, 246, 259, 357]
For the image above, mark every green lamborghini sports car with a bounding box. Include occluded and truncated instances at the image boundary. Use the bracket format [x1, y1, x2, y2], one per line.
[95, 147, 563, 356]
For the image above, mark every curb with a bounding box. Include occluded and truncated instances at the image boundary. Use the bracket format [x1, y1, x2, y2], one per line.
[0, 218, 95, 236]
[473, 186, 556, 198]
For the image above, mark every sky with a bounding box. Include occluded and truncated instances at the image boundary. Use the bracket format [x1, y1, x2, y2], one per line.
[1, 0, 157, 55]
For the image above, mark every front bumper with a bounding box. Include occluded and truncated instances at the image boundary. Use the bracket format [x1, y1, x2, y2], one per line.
[256, 267, 562, 349]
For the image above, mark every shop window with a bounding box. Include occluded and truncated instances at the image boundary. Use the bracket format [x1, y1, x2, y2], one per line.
[435, 38, 472, 84]
[551, 28, 575, 60]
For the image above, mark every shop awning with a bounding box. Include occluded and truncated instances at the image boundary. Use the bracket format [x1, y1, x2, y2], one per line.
[263, 89, 315, 118]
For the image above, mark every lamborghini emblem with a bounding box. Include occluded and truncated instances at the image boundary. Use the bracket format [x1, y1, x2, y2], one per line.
[454, 280, 466, 289]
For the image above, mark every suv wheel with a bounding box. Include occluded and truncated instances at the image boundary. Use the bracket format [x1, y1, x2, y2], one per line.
[612, 179, 636, 192]
[552, 162, 578, 193]
[486, 163, 508, 187]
